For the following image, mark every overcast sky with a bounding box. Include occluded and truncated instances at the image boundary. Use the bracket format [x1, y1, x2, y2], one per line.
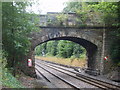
[26, 0, 69, 14]
[26, 0, 119, 14]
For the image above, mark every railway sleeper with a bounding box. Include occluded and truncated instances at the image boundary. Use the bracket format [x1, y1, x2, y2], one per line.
[85, 69, 100, 76]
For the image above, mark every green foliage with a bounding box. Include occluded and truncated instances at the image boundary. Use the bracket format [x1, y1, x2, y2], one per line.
[2, 2, 39, 68]
[1, 54, 24, 88]
[63, 1, 120, 66]
[46, 13, 68, 27]
[88, 2, 118, 26]
[2, 70, 25, 88]
[35, 40, 86, 59]
[63, 2, 119, 26]
[73, 44, 86, 58]
[63, 2, 87, 25]
[89, 2, 120, 66]
[63, 2, 82, 13]
[110, 38, 120, 66]
[109, 2, 120, 66]
[57, 40, 68, 58]
[65, 41, 74, 58]
[47, 18, 54, 26]
[35, 43, 47, 56]
[35, 45, 42, 56]
[46, 41, 58, 56]
[56, 13, 68, 26]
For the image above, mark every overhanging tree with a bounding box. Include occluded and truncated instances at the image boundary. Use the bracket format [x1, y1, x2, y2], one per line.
[2, 2, 39, 70]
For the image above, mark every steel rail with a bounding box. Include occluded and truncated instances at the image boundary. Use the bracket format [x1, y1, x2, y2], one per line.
[36, 64, 80, 89]
[38, 61, 120, 88]
[36, 61, 120, 90]
[44, 61, 120, 89]
[36, 62, 107, 89]
[35, 67, 51, 82]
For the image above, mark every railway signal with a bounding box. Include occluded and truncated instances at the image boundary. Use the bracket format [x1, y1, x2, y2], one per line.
[28, 59, 32, 67]
[104, 56, 108, 61]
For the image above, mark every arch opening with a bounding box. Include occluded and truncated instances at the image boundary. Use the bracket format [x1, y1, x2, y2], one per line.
[35, 40, 87, 68]
[34, 36, 98, 70]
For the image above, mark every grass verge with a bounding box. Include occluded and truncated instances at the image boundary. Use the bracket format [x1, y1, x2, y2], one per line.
[1, 58, 25, 88]
[35, 56, 87, 68]
[2, 70, 25, 88]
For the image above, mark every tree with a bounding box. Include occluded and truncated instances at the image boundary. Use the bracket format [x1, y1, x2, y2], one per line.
[57, 40, 67, 58]
[2, 2, 39, 69]
[46, 41, 58, 56]
[63, 2, 82, 13]
[63, 1, 120, 66]
[65, 41, 74, 58]
[35, 40, 86, 59]
[88, 2, 118, 26]
[35, 45, 42, 56]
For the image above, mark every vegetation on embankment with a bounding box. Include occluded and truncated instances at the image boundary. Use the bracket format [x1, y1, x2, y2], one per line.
[35, 40, 86, 59]
[1, 2, 39, 88]
[1, 58, 24, 88]
[35, 40, 87, 67]
[2, 2, 39, 70]
[35, 56, 87, 68]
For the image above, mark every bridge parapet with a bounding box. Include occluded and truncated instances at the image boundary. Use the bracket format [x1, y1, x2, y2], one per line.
[37, 12, 105, 27]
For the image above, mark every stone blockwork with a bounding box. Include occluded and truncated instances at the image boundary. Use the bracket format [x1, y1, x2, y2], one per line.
[101, 29, 116, 74]
[21, 26, 116, 77]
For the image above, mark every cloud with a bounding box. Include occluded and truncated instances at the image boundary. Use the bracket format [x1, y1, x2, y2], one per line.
[26, 0, 69, 14]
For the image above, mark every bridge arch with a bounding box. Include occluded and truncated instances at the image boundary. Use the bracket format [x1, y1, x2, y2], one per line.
[30, 27, 103, 74]
[34, 36, 98, 70]
[20, 27, 106, 77]
[31, 27, 103, 49]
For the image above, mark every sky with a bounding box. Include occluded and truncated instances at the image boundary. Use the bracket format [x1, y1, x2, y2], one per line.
[26, 0, 119, 14]
[26, 0, 69, 14]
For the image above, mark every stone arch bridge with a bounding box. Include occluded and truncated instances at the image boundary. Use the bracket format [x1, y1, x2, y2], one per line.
[18, 26, 115, 77]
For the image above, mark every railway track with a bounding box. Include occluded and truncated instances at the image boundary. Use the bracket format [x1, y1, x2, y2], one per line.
[35, 60, 120, 89]
[36, 65, 81, 89]
[35, 62, 97, 89]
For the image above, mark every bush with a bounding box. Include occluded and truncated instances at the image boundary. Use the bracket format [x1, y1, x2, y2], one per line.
[110, 38, 120, 66]
[1, 54, 24, 88]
